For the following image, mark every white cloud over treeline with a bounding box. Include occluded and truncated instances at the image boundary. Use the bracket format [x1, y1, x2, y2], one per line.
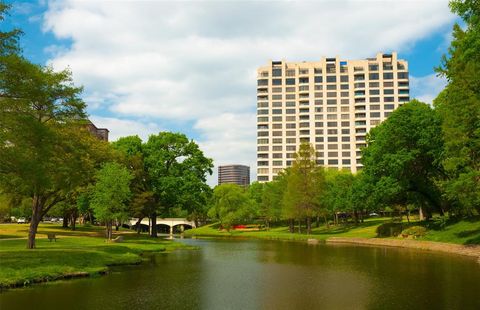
[41, 0, 454, 185]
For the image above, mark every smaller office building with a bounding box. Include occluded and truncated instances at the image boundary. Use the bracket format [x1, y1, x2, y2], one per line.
[86, 120, 110, 141]
[218, 165, 250, 187]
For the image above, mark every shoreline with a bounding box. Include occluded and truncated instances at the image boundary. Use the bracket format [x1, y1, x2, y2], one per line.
[326, 237, 480, 259]
[0, 270, 105, 291]
[2, 235, 479, 292]
[0, 251, 153, 291]
[0, 229, 194, 292]
[189, 232, 480, 259]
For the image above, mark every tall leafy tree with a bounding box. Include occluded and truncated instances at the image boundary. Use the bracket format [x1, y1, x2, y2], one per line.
[112, 133, 213, 237]
[283, 143, 324, 234]
[91, 162, 133, 240]
[143, 132, 213, 237]
[434, 0, 480, 215]
[0, 5, 111, 248]
[112, 136, 154, 231]
[260, 172, 285, 229]
[322, 169, 355, 225]
[361, 100, 444, 220]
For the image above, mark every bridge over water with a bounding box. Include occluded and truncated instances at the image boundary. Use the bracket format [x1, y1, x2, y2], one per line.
[126, 218, 196, 234]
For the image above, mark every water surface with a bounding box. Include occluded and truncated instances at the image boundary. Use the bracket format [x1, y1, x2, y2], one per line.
[1, 238, 479, 310]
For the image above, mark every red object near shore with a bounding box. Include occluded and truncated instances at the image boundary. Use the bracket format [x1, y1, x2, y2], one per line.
[233, 225, 246, 229]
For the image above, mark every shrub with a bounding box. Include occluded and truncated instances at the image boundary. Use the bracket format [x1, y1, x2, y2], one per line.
[428, 216, 448, 230]
[392, 216, 403, 223]
[376, 222, 403, 237]
[401, 226, 427, 238]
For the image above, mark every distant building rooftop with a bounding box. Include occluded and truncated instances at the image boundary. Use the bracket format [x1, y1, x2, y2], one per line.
[86, 120, 109, 141]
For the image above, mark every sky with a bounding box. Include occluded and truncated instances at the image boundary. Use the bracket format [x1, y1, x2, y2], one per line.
[3, 0, 457, 185]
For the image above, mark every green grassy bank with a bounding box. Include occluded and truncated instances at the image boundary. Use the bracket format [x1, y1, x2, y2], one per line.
[0, 224, 190, 289]
[185, 217, 480, 245]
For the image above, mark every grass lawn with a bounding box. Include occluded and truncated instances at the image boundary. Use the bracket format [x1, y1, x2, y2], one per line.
[421, 217, 480, 245]
[185, 217, 480, 245]
[185, 217, 385, 241]
[0, 223, 107, 239]
[0, 224, 191, 289]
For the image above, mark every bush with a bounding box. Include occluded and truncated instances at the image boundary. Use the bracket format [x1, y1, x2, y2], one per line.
[401, 226, 427, 238]
[392, 216, 403, 223]
[376, 222, 403, 237]
[426, 216, 448, 230]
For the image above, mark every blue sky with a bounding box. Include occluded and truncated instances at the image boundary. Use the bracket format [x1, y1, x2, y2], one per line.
[5, 1, 453, 77]
[3, 0, 457, 184]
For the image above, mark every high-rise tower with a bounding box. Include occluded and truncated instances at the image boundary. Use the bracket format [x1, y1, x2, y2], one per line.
[256, 52, 409, 182]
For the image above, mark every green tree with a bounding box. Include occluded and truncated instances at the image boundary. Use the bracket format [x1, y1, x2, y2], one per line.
[260, 176, 285, 229]
[143, 132, 213, 237]
[361, 100, 444, 220]
[0, 118, 110, 248]
[112, 136, 154, 231]
[0, 5, 112, 247]
[434, 0, 480, 215]
[90, 162, 133, 240]
[77, 191, 93, 224]
[322, 169, 355, 225]
[283, 143, 325, 234]
[0, 3, 22, 57]
[247, 182, 263, 222]
[112, 133, 213, 237]
[208, 184, 251, 231]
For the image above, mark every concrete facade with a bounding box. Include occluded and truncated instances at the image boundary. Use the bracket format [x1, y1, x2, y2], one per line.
[256, 52, 409, 182]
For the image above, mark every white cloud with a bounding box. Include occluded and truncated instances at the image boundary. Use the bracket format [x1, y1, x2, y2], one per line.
[194, 113, 257, 185]
[41, 0, 455, 185]
[89, 116, 162, 142]
[410, 74, 447, 104]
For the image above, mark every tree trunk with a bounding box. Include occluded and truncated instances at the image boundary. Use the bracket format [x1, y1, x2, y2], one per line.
[135, 217, 143, 234]
[353, 210, 359, 224]
[27, 196, 43, 249]
[406, 210, 410, 223]
[150, 212, 158, 238]
[71, 214, 76, 231]
[306, 217, 311, 234]
[62, 216, 69, 228]
[297, 219, 301, 234]
[106, 221, 113, 240]
[419, 206, 424, 221]
[324, 215, 329, 229]
[316, 216, 320, 228]
[289, 219, 294, 233]
[439, 207, 445, 217]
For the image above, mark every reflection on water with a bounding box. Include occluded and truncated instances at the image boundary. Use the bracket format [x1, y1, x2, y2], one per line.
[1, 238, 479, 310]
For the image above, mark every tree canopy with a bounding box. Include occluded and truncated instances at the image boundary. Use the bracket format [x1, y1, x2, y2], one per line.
[434, 0, 480, 215]
[361, 100, 444, 219]
[91, 162, 133, 240]
[0, 4, 111, 248]
[112, 133, 213, 237]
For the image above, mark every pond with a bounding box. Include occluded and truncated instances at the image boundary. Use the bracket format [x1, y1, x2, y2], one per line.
[1, 238, 479, 309]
